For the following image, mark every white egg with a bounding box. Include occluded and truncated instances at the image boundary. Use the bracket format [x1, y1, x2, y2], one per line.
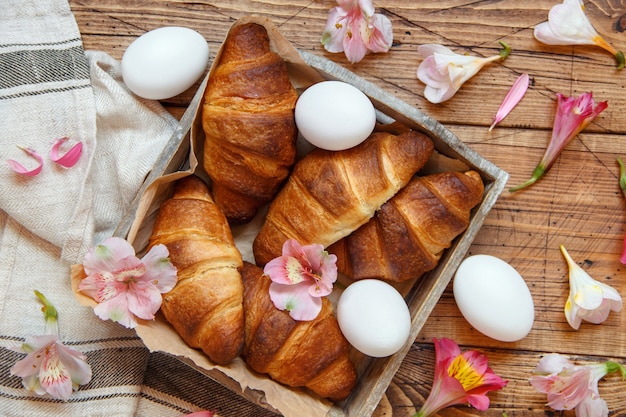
[337, 279, 411, 357]
[295, 81, 376, 151]
[453, 254, 534, 342]
[122, 26, 209, 100]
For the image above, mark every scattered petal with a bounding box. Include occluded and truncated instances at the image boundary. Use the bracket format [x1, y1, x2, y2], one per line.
[49, 137, 83, 168]
[7, 146, 43, 176]
[489, 73, 530, 131]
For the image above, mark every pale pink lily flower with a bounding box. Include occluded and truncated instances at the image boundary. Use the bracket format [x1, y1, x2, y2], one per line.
[7, 145, 44, 176]
[50, 137, 83, 168]
[417, 42, 511, 104]
[489, 73, 530, 131]
[321, 0, 393, 64]
[264, 238, 338, 321]
[509, 91, 607, 192]
[530, 353, 626, 417]
[79, 237, 177, 328]
[534, 0, 624, 69]
[412, 338, 507, 417]
[560, 245, 622, 330]
[10, 291, 92, 400]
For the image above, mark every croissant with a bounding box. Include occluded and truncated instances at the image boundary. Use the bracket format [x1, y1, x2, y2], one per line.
[253, 130, 434, 265]
[328, 170, 484, 282]
[241, 261, 357, 401]
[202, 22, 299, 224]
[148, 175, 244, 365]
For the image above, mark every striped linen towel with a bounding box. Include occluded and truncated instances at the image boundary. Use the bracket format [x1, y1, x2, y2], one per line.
[0, 1, 281, 416]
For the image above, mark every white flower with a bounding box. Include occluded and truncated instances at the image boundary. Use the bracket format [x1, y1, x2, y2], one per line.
[417, 43, 510, 104]
[560, 245, 622, 329]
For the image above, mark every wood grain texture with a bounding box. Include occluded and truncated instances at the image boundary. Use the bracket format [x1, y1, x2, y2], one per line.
[68, 0, 626, 416]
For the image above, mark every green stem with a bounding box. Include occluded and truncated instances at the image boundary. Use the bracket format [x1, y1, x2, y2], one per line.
[34, 290, 59, 335]
[615, 51, 625, 70]
[605, 360, 626, 379]
[617, 158, 626, 198]
[498, 41, 511, 60]
[509, 165, 545, 192]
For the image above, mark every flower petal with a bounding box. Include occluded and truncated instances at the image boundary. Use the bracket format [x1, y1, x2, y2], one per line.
[82, 237, 139, 275]
[140, 243, 178, 293]
[7, 146, 43, 176]
[49, 137, 83, 168]
[269, 281, 322, 321]
[490, 73, 530, 131]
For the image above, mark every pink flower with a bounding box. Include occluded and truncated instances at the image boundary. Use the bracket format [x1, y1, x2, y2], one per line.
[530, 353, 626, 417]
[79, 237, 177, 328]
[413, 338, 507, 417]
[509, 92, 607, 192]
[183, 412, 215, 417]
[417, 42, 511, 104]
[534, 0, 624, 69]
[264, 238, 338, 321]
[489, 73, 529, 131]
[560, 245, 622, 330]
[10, 291, 92, 400]
[321, 0, 393, 64]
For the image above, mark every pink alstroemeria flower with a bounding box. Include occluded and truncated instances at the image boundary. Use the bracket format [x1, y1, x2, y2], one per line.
[417, 42, 511, 104]
[264, 238, 338, 321]
[321, 0, 393, 64]
[509, 92, 607, 192]
[10, 291, 92, 400]
[79, 237, 177, 328]
[530, 353, 626, 417]
[534, 0, 624, 69]
[412, 338, 507, 417]
[560, 245, 622, 330]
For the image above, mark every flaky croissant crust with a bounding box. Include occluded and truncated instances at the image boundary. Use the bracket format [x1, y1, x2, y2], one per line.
[241, 261, 357, 401]
[253, 130, 435, 265]
[202, 22, 298, 224]
[148, 176, 244, 365]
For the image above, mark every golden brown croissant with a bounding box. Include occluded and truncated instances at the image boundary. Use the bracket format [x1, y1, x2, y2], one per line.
[253, 130, 434, 265]
[148, 175, 244, 365]
[241, 261, 357, 401]
[328, 170, 484, 282]
[202, 22, 298, 224]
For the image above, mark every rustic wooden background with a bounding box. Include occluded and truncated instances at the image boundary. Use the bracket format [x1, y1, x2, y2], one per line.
[68, 1, 626, 416]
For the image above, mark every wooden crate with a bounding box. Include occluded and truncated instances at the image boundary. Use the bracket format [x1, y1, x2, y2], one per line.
[114, 24, 508, 417]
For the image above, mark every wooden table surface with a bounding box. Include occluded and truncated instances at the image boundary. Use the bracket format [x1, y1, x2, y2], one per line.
[67, 1, 626, 416]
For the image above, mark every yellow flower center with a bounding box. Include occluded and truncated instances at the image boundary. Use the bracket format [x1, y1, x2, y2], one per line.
[448, 355, 483, 391]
